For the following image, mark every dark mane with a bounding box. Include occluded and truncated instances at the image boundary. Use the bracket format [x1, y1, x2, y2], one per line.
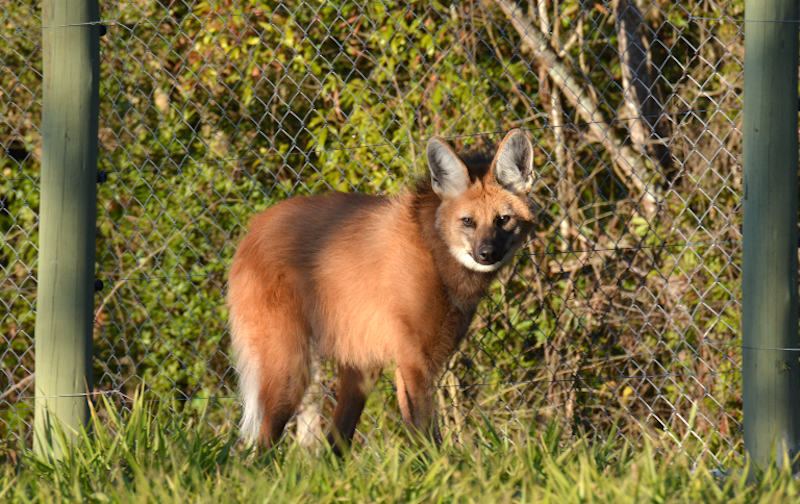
[457, 149, 493, 182]
[409, 175, 434, 196]
[410, 148, 494, 196]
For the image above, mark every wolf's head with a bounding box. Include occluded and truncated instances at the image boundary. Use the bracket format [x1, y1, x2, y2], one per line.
[427, 129, 537, 273]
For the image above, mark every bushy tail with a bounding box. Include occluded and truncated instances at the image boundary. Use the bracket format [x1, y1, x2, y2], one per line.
[229, 310, 263, 443]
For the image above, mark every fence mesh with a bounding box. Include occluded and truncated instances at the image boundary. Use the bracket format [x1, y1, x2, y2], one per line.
[2, 0, 744, 460]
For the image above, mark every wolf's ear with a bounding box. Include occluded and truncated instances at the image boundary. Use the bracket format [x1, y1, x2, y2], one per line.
[493, 129, 534, 194]
[427, 137, 470, 199]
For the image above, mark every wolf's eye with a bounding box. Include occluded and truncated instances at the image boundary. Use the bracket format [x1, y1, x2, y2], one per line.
[498, 215, 511, 225]
[462, 217, 474, 227]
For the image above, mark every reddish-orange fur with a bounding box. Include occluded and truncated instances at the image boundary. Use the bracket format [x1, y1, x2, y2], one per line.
[228, 129, 537, 452]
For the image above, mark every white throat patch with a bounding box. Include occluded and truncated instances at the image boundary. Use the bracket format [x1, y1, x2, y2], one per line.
[450, 246, 515, 273]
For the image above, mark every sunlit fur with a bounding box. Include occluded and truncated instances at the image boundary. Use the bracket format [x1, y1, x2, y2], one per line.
[227, 129, 538, 451]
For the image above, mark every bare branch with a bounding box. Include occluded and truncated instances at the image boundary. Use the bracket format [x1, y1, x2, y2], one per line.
[0, 374, 34, 401]
[489, 0, 660, 215]
[613, 0, 673, 170]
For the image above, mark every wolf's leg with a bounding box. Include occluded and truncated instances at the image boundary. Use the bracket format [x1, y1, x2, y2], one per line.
[327, 364, 380, 455]
[395, 364, 442, 445]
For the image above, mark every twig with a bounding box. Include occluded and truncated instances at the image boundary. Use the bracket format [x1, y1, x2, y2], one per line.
[0, 374, 34, 401]
[489, 0, 660, 216]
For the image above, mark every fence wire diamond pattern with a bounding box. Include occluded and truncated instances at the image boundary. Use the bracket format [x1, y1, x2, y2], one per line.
[2, 0, 743, 461]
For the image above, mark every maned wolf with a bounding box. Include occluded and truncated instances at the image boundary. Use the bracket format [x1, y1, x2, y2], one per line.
[228, 128, 538, 452]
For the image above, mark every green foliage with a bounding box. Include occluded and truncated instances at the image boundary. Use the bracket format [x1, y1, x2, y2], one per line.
[2, 0, 744, 454]
[1, 398, 793, 503]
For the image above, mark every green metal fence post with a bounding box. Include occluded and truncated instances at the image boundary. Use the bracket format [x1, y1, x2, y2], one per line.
[742, 0, 800, 472]
[34, 0, 100, 457]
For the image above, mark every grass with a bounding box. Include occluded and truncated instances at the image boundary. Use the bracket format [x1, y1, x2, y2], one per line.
[0, 394, 796, 503]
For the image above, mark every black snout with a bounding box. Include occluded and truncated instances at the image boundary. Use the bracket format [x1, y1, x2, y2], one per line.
[477, 245, 496, 264]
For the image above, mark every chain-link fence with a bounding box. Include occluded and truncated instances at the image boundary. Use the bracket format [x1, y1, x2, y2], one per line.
[2, 0, 744, 460]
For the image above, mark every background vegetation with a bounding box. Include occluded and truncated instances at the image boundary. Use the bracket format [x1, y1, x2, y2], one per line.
[2, 0, 743, 460]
